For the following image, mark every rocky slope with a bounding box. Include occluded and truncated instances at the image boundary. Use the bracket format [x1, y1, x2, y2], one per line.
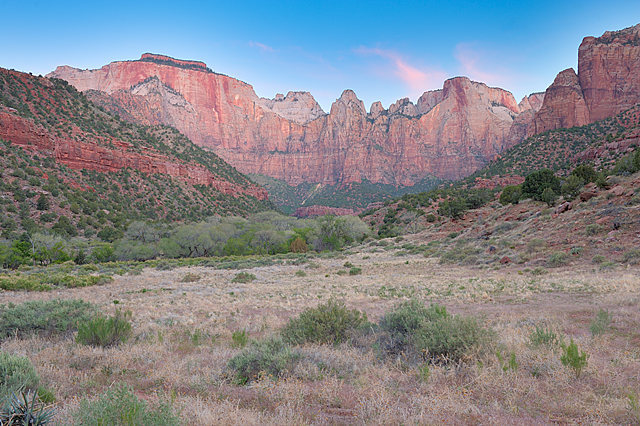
[0, 67, 271, 236]
[49, 53, 544, 187]
[532, 23, 640, 134]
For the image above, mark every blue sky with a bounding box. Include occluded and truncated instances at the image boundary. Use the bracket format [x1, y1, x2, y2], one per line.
[1, 1, 639, 111]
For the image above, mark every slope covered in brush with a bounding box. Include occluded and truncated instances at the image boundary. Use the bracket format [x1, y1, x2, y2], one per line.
[0, 68, 271, 239]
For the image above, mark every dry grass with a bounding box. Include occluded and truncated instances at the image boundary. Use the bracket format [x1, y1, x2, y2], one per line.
[1, 249, 639, 424]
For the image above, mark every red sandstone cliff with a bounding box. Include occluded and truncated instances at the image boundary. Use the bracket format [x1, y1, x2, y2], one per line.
[531, 23, 640, 135]
[49, 53, 541, 186]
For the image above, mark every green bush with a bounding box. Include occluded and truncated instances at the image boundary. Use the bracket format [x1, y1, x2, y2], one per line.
[73, 382, 179, 426]
[378, 300, 493, 363]
[227, 337, 300, 385]
[294, 270, 307, 277]
[76, 309, 132, 347]
[547, 251, 569, 267]
[561, 175, 584, 201]
[529, 324, 560, 348]
[0, 352, 39, 400]
[231, 330, 248, 348]
[522, 169, 561, 201]
[589, 309, 611, 336]
[0, 274, 112, 292]
[571, 164, 598, 183]
[348, 267, 362, 276]
[281, 299, 367, 345]
[231, 272, 256, 283]
[437, 198, 468, 219]
[499, 185, 522, 205]
[561, 339, 588, 378]
[0, 299, 97, 339]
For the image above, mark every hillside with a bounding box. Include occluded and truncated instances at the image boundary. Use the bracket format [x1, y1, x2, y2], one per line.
[467, 105, 640, 181]
[0, 68, 271, 239]
[249, 174, 442, 214]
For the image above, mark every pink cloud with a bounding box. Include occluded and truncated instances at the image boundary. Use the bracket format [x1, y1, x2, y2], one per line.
[355, 47, 446, 95]
[248, 41, 275, 53]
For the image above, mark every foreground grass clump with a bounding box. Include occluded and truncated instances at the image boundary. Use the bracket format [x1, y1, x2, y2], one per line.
[378, 300, 494, 363]
[590, 309, 611, 336]
[529, 324, 561, 348]
[73, 382, 179, 426]
[0, 352, 40, 400]
[231, 272, 256, 283]
[0, 299, 97, 339]
[227, 337, 300, 385]
[281, 299, 368, 345]
[76, 309, 132, 347]
[0, 273, 112, 291]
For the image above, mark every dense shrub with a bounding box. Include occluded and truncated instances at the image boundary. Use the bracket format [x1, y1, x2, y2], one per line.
[437, 198, 468, 219]
[73, 382, 179, 426]
[522, 169, 561, 201]
[0, 299, 97, 339]
[227, 337, 300, 384]
[499, 185, 522, 205]
[76, 309, 132, 347]
[571, 164, 598, 183]
[281, 299, 368, 345]
[0, 352, 39, 400]
[0, 273, 112, 292]
[289, 237, 308, 253]
[378, 300, 493, 363]
[547, 251, 569, 267]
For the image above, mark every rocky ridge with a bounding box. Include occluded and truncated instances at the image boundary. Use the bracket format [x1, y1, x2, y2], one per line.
[49, 53, 544, 186]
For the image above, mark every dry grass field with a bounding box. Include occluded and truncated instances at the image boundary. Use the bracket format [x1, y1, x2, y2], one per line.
[2, 245, 640, 424]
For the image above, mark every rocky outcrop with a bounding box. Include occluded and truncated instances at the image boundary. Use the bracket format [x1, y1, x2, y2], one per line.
[531, 24, 640, 135]
[0, 108, 267, 200]
[529, 69, 590, 135]
[258, 91, 325, 124]
[49, 54, 536, 186]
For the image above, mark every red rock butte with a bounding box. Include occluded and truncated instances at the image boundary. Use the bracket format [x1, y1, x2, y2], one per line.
[531, 23, 640, 135]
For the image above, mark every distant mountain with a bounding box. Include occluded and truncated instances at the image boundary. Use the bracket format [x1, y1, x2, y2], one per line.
[531, 24, 640, 134]
[48, 53, 544, 189]
[0, 68, 271, 237]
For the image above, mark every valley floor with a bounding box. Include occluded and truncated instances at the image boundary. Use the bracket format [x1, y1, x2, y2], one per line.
[2, 248, 640, 424]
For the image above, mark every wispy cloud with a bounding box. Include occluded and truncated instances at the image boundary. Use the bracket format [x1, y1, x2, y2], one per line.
[354, 47, 446, 95]
[454, 43, 515, 88]
[248, 41, 275, 53]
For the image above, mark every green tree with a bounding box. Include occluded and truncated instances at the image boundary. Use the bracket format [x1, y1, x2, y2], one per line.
[561, 175, 584, 201]
[541, 187, 557, 206]
[522, 169, 561, 201]
[499, 185, 522, 205]
[36, 194, 49, 211]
